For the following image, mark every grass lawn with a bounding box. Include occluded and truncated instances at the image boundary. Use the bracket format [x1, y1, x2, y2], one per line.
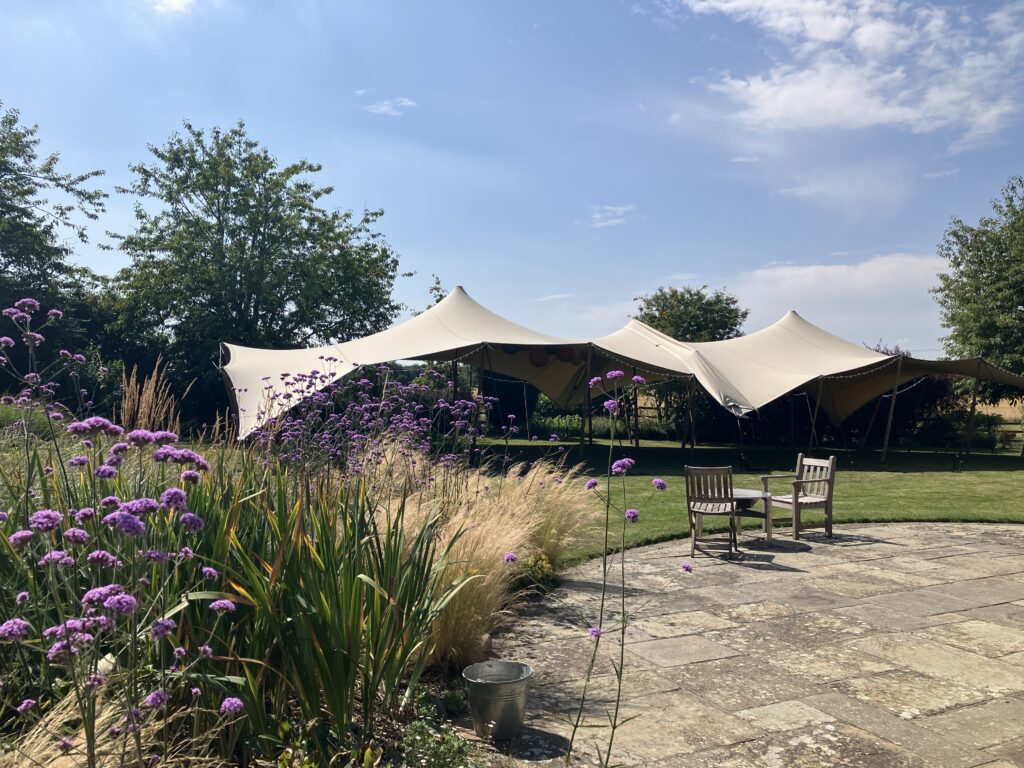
[480, 437, 1024, 565]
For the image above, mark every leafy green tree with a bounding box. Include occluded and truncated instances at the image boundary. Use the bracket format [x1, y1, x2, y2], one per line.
[0, 102, 115, 405]
[0, 100, 106, 307]
[633, 286, 750, 442]
[934, 176, 1024, 403]
[111, 121, 402, 420]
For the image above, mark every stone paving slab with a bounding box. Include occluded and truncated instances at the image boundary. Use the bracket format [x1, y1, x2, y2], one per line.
[479, 523, 1024, 767]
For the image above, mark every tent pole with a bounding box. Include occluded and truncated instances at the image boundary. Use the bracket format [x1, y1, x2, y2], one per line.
[807, 377, 823, 453]
[686, 377, 697, 460]
[587, 348, 594, 447]
[880, 356, 903, 464]
[963, 367, 981, 456]
[522, 382, 531, 441]
[632, 366, 641, 448]
[860, 391, 885, 452]
[579, 351, 589, 448]
[788, 395, 795, 449]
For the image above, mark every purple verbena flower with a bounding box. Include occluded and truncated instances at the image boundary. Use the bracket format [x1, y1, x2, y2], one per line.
[28, 509, 62, 532]
[589, 626, 602, 638]
[680, 562, 694, 573]
[150, 618, 176, 640]
[220, 697, 245, 716]
[603, 399, 618, 414]
[74, 507, 96, 523]
[68, 455, 88, 467]
[631, 374, 646, 384]
[202, 566, 219, 581]
[14, 298, 40, 312]
[86, 550, 120, 568]
[209, 599, 235, 614]
[38, 550, 75, 568]
[9, 530, 34, 548]
[100, 495, 120, 508]
[625, 508, 639, 523]
[160, 487, 187, 509]
[16, 591, 30, 605]
[94, 465, 117, 479]
[16, 698, 36, 714]
[178, 512, 204, 533]
[652, 478, 667, 491]
[0, 618, 31, 643]
[605, 370, 625, 380]
[143, 690, 168, 708]
[103, 593, 138, 615]
[584, 478, 599, 490]
[503, 552, 518, 563]
[63, 527, 89, 546]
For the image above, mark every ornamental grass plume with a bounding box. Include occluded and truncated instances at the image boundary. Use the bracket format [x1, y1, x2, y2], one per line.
[397, 457, 598, 668]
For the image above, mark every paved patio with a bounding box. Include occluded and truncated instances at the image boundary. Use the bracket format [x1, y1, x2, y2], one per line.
[479, 523, 1024, 767]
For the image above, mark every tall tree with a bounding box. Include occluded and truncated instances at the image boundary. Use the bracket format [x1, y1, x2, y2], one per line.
[634, 285, 749, 342]
[112, 121, 402, 420]
[634, 286, 750, 441]
[934, 176, 1024, 403]
[0, 101, 106, 306]
[0, 102, 113, 404]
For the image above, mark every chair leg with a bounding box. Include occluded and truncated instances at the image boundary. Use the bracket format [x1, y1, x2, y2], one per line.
[689, 511, 696, 557]
[793, 503, 801, 540]
[825, 501, 833, 538]
[764, 497, 773, 545]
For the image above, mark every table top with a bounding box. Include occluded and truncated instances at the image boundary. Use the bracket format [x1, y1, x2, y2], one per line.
[733, 488, 769, 500]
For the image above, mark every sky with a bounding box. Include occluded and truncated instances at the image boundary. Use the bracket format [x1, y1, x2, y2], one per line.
[2, 0, 1022, 354]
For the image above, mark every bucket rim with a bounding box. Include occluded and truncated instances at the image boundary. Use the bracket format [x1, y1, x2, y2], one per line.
[462, 660, 535, 684]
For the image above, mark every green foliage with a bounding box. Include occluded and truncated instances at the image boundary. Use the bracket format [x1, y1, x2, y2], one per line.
[110, 120, 402, 418]
[934, 176, 1024, 403]
[440, 687, 468, 717]
[400, 718, 480, 768]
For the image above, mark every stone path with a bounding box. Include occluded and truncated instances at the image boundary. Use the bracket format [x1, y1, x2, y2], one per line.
[475, 523, 1024, 767]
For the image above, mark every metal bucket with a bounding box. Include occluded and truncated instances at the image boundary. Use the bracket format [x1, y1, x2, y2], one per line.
[462, 660, 533, 740]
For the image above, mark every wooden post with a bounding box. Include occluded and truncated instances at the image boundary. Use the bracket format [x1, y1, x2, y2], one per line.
[880, 356, 903, 464]
[963, 367, 981, 456]
[586, 348, 594, 447]
[807, 377, 823, 453]
[632, 367, 640, 448]
[686, 377, 697, 457]
[859, 391, 885, 452]
[522, 382, 531, 441]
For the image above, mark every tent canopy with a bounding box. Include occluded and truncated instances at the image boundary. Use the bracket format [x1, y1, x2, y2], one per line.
[221, 286, 1024, 438]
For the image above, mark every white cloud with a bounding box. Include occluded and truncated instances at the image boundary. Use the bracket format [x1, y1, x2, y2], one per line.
[364, 97, 417, 117]
[526, 293, 578, 303]
[589, 204, 638, 228]
[730, 154, 761, 163]
[353, 89, 368, 96]
[923, 167, 959, 179]
[774, 162, 912, 212]
[152, 0, 196, 13]
[728, 253, 946, 352]
[667, 1, 1024, 148]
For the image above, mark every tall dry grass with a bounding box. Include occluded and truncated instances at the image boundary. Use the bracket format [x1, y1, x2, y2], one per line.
[394, 457, 598, 669]
[116, 356, 192, 433]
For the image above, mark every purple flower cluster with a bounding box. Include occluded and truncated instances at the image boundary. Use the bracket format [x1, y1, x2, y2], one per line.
[610, 457, 635, 476]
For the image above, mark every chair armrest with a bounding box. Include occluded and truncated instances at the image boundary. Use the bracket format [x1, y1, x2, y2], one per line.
[791, 477, 831, 486]
[760, 473, 797, 480]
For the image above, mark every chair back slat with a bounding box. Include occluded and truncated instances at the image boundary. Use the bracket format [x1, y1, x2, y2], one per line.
[796, 455, 837, 499]
[685, 466, 735, 510]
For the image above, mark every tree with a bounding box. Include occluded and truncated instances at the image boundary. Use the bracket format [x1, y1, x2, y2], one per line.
[934, 176, 1024, 403]
[111, 121, 402, 420]
[0, 100, 106, 309]
[634, 286, 750, 442]
[0, 102, 114, 405]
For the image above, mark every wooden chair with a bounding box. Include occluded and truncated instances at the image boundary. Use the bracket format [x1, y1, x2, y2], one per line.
[760, 454, 837, 539]
[684, 466, 738, 557]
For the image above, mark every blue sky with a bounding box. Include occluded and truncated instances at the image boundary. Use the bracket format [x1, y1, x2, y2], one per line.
[2, 0, 1022, 353]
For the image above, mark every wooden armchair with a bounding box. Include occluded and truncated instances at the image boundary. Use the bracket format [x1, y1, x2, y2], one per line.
[760, 454, 837, 539]
[685, 466, 738, 557]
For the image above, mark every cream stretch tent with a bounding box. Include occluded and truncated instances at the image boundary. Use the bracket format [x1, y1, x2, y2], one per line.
[223, 286, 610, 438]
[222, 287, 1024, 441]
[600, 311, 1024, 424]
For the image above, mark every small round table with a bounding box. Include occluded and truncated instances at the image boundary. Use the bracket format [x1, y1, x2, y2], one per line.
[732, 488, 770, 509]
